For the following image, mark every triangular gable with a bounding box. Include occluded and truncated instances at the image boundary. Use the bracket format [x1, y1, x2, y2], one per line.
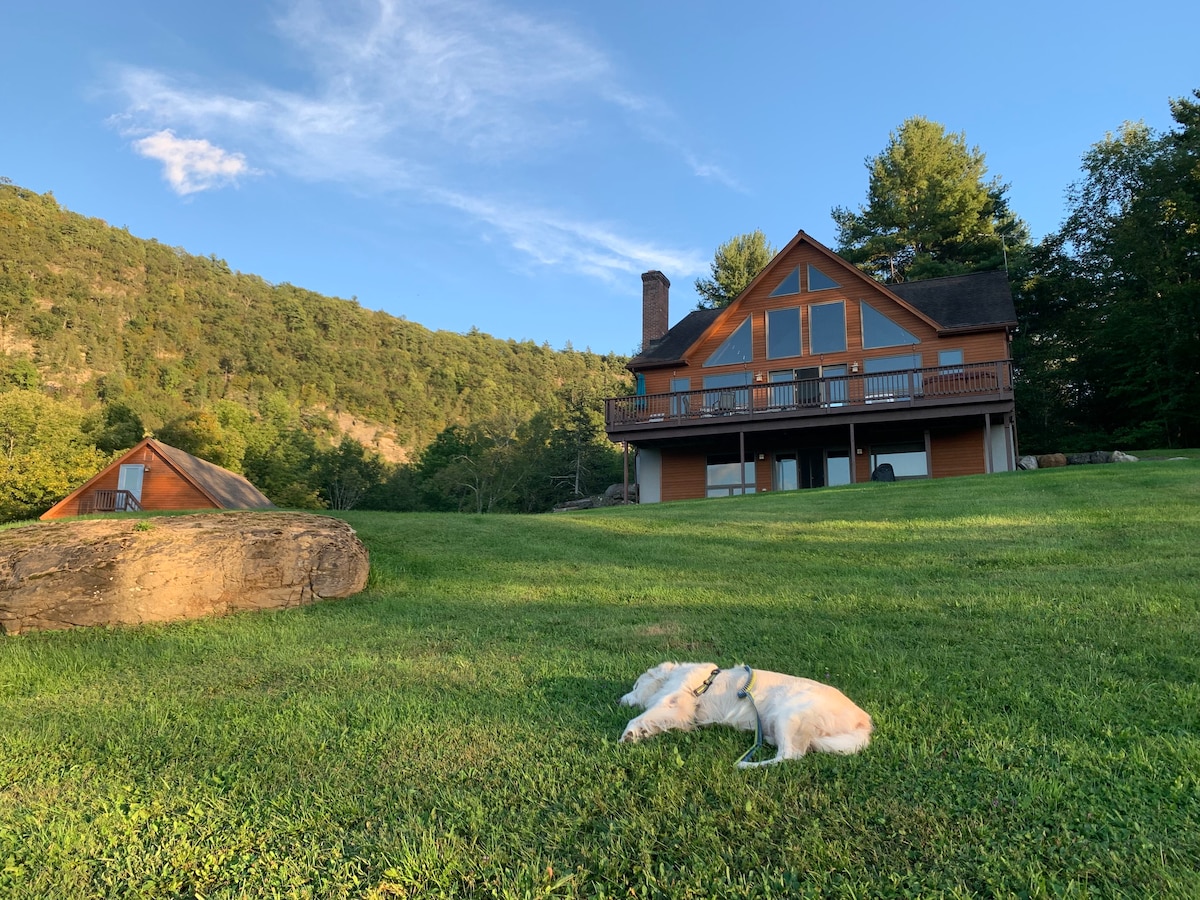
[40, 438, 163, 519]
[673, 230, 945, 364]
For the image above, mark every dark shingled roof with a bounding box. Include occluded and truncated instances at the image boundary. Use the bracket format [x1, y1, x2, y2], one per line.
[153, 440, 276, 509]
[887, 269, 1016, 330]
[628, 307, 722, 368]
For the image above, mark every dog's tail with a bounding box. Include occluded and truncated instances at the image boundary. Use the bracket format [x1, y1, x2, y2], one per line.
[811, 727, 871, 755]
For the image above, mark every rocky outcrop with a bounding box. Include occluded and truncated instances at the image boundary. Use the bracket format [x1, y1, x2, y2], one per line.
[0, 512, 369, 635]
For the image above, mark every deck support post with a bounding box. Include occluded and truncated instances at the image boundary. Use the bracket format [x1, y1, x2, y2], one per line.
[622, 441, 629, 502]
[849, 423, 857, 484]
[739, 431, 746, 492]
[984, 414, 993, 474]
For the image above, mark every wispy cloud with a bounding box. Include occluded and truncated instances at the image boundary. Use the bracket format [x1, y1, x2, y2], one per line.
[132, 129, 256, 195]
[110, 0, 719, 276]
[431, 188, 710, 282]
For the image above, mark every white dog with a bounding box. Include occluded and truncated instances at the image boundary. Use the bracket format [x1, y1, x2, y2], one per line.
[619, 661, 873, 768]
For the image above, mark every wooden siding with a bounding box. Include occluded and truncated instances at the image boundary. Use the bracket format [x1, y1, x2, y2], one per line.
[660, 449, 707, 503]
[756, 458, 772, 494]
[854, 450, 871, 485]
[930, 425, 987, 479]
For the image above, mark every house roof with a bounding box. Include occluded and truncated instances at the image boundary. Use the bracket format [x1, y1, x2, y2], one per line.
[628, 229, 1016, 370]
[629, 307, 722, 369]
[151, 440, 275, 509]
[886, 269, 1016, 331]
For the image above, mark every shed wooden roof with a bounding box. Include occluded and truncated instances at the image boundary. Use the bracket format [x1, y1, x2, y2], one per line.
[150, 440, 275, 509]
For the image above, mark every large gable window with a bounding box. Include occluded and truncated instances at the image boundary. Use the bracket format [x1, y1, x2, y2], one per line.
[861, 301, 919, 349]
[809, 301, 846, 354]
[807, 264, 840, 291]
[766, 307, 801, 359]
[704, 316, 753, 367]
[769, 267, 801, 297]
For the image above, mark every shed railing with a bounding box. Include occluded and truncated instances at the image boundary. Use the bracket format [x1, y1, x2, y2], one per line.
[81, 490, 144, 514]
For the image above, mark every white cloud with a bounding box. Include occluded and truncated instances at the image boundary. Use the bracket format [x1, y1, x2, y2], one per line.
[132, 129, 256, 195]
[111, 0, 717, 275]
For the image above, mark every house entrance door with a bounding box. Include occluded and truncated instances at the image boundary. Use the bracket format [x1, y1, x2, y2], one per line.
[798, 449, 825, 489]
[774, 455, 798, 491]
[794, 367, 821, 407]
[116, 464, 145, 511]
[774, 450, 825, 490]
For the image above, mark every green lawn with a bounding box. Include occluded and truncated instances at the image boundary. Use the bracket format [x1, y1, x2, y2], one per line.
[2, 461, 1199, 898]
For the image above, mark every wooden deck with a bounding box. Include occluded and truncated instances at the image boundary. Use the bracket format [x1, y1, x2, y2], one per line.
[606, 360, 1013, 440]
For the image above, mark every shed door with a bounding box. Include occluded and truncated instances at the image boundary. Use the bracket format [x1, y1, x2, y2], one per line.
[117, 465, 145, 510]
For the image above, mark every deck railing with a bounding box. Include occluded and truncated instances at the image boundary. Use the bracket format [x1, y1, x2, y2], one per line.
[81, 489, 144, 514]
[606, 360, 1012, 431]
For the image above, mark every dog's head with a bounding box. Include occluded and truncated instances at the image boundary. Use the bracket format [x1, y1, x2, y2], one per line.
[619, 661, 718, 708]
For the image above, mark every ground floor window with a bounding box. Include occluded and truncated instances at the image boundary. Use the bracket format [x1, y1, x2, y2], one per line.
[827, 450, 851, 486]
[707, 454, 756, 497]
[774, 448, 851, 490]
[870, 441, 928, 479]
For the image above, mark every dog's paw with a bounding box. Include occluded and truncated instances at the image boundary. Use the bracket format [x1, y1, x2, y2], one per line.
[620, 725, 645, 743]
[618, 693, 638, 707]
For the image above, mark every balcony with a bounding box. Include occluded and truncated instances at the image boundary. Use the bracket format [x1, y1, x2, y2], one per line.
[605, 360, 1013, 440]
[79, 489, 144, 514]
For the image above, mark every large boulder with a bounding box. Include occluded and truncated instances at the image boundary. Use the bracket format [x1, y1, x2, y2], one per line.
[1067, 450, 1113, 465]
[1036, 453, 1068, 468]
[0, 512, 369, 635]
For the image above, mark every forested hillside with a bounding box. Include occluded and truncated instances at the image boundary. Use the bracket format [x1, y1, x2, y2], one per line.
[0, 182, 632, 520]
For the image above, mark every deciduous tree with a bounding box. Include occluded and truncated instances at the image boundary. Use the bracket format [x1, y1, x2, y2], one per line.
[695, 230, 777, 309]
[0, 391, 107, 521]
[1020, 91, 1200, 450]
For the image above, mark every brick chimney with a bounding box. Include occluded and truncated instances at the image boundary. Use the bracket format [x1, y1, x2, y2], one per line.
[641, 270, 670, 351]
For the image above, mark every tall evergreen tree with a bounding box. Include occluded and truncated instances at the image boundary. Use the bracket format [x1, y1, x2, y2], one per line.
[832, 116, 1029, 283]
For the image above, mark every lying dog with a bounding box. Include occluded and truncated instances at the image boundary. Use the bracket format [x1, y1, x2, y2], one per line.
[619, 661, 873, 767]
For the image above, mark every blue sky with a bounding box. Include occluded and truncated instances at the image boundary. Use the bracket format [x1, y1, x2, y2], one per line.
[4, 1, 1197, 356]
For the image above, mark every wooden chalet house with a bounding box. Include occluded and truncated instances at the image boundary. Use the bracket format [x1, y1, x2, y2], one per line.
[604, 230, 1018, 503]
[40, 438, 275, 520]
